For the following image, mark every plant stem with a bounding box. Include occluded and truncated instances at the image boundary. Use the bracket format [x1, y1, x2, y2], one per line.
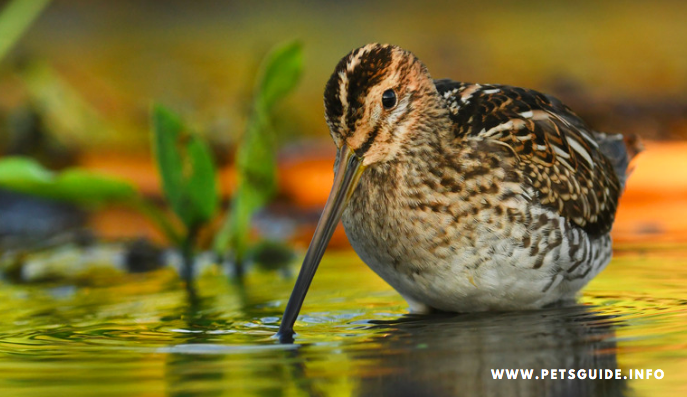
[131, 198, 184, 246]
[181, 224, 200, 284]
[234, 254, 245, 280]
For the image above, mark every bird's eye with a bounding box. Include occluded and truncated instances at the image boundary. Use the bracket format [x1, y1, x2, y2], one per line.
[382, 89, 397, 109]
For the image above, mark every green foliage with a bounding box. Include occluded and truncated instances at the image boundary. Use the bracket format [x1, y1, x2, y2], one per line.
[152, 105, 219, 232]
[214, 40, 303, 261]
[0, 39, 302, 277]
[256, 40, 304, 112]
[0, 0, 51, 63]
[0, 156, 136, 206]
[0, 156, 183, 245]
[21, 62, 117, 149]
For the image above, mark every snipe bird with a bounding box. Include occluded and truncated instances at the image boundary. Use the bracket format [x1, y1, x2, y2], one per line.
[278, 43, 640, 340]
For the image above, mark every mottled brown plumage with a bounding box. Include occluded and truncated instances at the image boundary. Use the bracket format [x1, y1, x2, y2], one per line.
[278, 43, 639, 339]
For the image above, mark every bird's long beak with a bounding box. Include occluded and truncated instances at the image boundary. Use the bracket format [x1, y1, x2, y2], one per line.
[277, 145, 365, 342]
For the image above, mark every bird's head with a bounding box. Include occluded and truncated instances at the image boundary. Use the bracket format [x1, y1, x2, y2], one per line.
[278, 44, 438, 341]
[324, 43, 438, 166]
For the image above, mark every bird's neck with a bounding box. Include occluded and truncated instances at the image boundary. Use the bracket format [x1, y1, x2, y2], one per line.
[361, 93, 454, 195]
[397, 94, 454, 169]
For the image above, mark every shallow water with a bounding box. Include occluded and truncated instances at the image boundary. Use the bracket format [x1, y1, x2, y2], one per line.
[0, 247, 685, 397]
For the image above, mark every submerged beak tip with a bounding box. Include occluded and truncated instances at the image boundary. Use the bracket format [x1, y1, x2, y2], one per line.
[275, 328, 295, 344]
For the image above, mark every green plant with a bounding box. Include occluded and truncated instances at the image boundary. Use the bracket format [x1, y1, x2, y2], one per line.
[0, 104, 219, 281]
[151, 104, 219, 278]
[0, 0, 51, 63]
[214, 40, 303, 268]
[0, 40, 303, 279]
[0, 156, 182, 245]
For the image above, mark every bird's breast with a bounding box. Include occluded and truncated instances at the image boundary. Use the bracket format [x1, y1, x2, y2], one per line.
[341, 157, 513, 279]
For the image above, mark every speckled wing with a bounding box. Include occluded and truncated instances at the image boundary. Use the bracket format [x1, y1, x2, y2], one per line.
[434, 79, 623, 237]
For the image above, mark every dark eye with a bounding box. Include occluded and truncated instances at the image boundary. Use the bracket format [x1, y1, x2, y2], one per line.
[382, 89, 397, 109]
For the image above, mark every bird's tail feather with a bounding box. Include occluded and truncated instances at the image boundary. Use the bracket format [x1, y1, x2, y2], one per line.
[594, 131, 643, 190]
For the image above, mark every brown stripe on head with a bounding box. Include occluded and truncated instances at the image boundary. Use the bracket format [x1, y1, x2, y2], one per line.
[325, 44, 395, 142]
[324, 44, 440, 165]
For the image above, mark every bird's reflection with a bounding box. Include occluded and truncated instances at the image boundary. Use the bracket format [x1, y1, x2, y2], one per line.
[354, 305, 627, 397]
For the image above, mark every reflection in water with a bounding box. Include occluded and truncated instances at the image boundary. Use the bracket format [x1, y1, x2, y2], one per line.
[2, 250, 685, 396]
[164, 278, 292, 397]
[165, 284, 225, 397]
[354, 306, 626, 397]
[166, 352, 225, 397]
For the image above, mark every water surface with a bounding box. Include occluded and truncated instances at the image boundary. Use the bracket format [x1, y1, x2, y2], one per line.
[0, 247, 685, 396]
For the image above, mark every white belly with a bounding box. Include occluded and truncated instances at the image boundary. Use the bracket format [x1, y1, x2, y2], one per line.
[343, 204, 613, 313]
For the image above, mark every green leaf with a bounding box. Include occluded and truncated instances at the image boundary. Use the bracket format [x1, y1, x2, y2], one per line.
[152, 104, 218, 230]
[0, 156, 183, 245]
[49, 169, 138, 204]
[214, 40, 303, 258]
[0, 0, 51, 63]
[0, 156, 137, 206]
[185, 134, 219, 223]
[256, 40, 304, 111]
[152, 105, 185, 215]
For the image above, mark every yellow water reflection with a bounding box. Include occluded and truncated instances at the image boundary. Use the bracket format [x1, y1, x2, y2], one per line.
[0, 247, 685, 396]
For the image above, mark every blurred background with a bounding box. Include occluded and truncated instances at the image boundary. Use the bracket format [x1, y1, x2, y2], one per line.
[1, 0, 687, 248]
[1, 2, 687, 396]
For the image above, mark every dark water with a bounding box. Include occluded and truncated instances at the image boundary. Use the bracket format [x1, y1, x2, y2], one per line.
[0, 249, 685, 396]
